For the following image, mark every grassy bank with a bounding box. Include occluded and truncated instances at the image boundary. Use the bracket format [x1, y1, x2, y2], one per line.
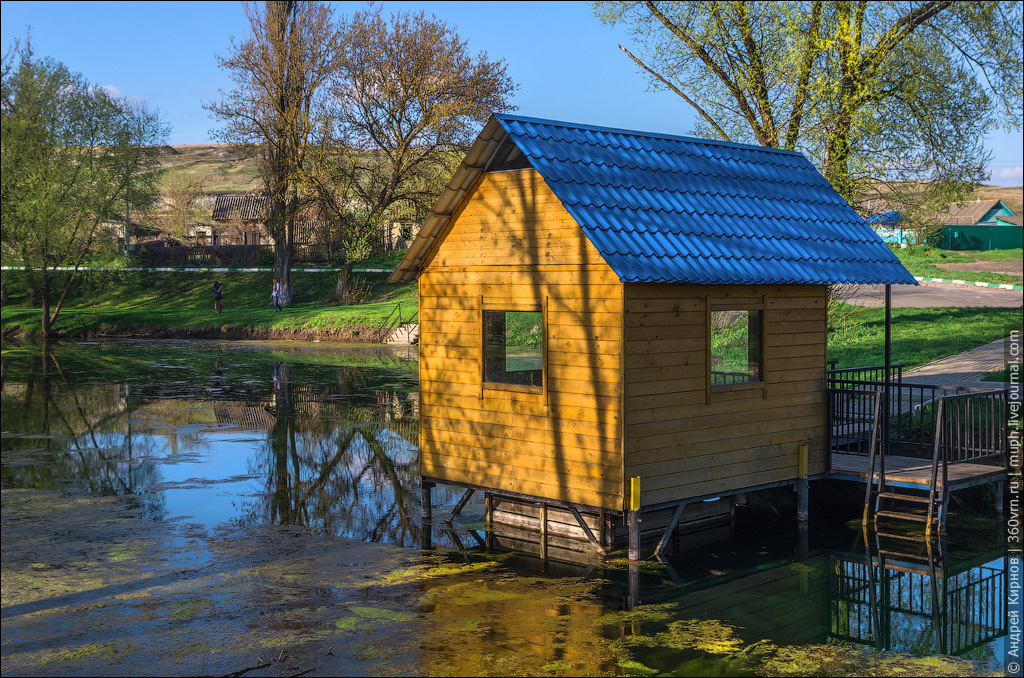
[892, 246, 1023, 285]
[1, 268, 416, 340]
[3, 269, 1019, 370]
[826, 305, 1020, 369]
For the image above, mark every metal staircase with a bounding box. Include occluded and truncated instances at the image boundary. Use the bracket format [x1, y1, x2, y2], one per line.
[864, 394, 946, 538]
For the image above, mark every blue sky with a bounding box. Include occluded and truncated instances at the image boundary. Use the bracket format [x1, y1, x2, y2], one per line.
[3, 0, 1022, 186]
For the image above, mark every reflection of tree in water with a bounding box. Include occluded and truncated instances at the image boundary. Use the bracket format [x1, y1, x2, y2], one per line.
[0, 347, 167, 519]
[234, 361, 423, 546]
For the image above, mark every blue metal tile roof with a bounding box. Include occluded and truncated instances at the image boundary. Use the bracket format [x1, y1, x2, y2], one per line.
[495, 114, 916, 286]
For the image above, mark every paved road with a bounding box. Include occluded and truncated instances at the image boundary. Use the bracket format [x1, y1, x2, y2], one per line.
[851, 281, 1022, 308]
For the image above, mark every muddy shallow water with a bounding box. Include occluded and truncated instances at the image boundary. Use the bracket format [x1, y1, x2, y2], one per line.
[0, 340, 1011, 676]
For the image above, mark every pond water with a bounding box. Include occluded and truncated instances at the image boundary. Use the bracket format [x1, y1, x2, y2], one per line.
[0, 340, 1012, 676]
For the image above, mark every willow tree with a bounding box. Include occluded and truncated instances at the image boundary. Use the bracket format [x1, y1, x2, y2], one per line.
[206, 1, 342, 306]
[313, 5, 517, 299]
[595, 1, 1022, 210]
[1, 39, 166, 336]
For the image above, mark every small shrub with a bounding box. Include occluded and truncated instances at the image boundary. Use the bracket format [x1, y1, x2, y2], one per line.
[252, 248, 275, 268]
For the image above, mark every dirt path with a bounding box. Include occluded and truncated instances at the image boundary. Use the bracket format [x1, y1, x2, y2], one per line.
[937, 260, 1023, 276]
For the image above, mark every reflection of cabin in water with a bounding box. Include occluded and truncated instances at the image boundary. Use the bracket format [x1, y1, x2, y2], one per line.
[390, 114, 931, 557]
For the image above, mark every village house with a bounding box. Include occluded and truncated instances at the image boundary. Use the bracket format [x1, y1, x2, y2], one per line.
[209, 194, 271, 246]
[940, 198, 1022, 250]
[390, 114, 928, 557]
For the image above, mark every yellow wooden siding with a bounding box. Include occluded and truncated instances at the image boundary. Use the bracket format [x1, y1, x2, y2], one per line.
[418, 170, 624, 511]
[623, 284, 828, 506]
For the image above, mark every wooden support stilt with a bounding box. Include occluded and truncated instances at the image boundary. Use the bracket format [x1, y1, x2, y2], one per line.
[568, 505, 606, 555]
[627, 510, 640, 561]
[627, 561, 640, 609]
[628, 475, 641, 561]
[444, 488, 475, 524]
[653, 501, 687, 557]
[796, 478, 809, 522]
[421, 481, 434, 522]
[796, 444, 809, 522]
[420, 481, 434, 551]
[995, 480, 1004, 514]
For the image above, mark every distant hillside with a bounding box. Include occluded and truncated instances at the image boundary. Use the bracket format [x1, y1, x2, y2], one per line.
[158, 144, 259, 196]
[155, 144, 1023, 218]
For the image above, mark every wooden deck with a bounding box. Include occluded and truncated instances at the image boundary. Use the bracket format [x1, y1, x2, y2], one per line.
[830, 453, 1006, 491]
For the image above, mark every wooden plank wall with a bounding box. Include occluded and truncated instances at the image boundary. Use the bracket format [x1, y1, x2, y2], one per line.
[623, 284, 827, 506]
[418, 169, 625, 510]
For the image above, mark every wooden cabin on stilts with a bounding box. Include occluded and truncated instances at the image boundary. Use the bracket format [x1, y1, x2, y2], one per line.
[389, 114, 1008, 560]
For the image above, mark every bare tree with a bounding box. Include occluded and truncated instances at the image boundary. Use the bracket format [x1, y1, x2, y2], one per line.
[314, 6, 517, 299]
[205, 1, 342, 306]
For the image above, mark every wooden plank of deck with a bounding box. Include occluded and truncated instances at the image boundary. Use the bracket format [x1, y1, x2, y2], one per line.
[830, 453, 1005, 491]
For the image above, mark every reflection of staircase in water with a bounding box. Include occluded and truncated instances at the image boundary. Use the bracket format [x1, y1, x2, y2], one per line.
[829, 529, 1008, 656]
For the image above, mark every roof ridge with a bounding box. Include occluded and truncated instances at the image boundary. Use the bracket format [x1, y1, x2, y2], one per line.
[495, 112, 808, 160]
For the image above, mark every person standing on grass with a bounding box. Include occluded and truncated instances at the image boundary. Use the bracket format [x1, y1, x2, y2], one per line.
[272, 277, 280, 312]
[213, 280, 223, 314]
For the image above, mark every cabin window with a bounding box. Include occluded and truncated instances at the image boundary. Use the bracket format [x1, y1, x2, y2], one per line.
[710, 309, 763, 386]
[483, 310, 543, 388]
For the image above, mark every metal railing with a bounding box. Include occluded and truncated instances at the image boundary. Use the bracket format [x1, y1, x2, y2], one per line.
[374, 302, 418, 344]
[827, 369, 1003, 459]
[935, 390, 1009, 466]
[710, 370, 755, 386]
[828, 363, 904, 386]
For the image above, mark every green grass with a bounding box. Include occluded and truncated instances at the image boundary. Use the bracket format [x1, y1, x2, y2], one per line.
[0, 269, 416, 337]
[892, 245, 975, 264]
[892, 246, 1022, 285]
[981, 365, 1013, 382]
[827, 305, 1021, 369]
[962, 248, 1023, 263]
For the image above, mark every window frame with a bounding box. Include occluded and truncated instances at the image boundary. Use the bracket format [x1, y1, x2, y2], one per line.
[706, 298, 766, 402]
[479, 299, 547, 399]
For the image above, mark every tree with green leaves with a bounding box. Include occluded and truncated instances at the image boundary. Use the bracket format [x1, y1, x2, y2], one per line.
[314, 5, 517, 299]
[205, 0, 343, 307]
[595, 1, 1022, 212]
[1, 38, 166, 336]
[162, 169, 208, 244]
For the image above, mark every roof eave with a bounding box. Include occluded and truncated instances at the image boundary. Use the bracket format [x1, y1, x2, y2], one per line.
[387, 116, 507, 283]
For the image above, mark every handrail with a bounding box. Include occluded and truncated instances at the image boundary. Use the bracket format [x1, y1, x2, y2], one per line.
[828, 363, 904, 386]
[374, 303, 419, 343]
[927, 398, 944, 538]
[862, 390, 883, 525]
[375, 302, 403, 343]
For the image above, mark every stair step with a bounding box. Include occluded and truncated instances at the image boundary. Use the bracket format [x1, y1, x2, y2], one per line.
[878, 492, 934, 504]
[875, 510, 931, 523]
[876, 530, 928, 542]
[878, 548, 930, 562]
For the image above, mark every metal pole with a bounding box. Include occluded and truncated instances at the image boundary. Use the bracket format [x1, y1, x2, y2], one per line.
[883, 284, 892, 459]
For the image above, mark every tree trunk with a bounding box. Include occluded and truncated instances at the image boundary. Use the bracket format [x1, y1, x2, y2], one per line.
[273, 210, 293, 307]
[334, 261, 356, 301]
[40, 269, 52, 337]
